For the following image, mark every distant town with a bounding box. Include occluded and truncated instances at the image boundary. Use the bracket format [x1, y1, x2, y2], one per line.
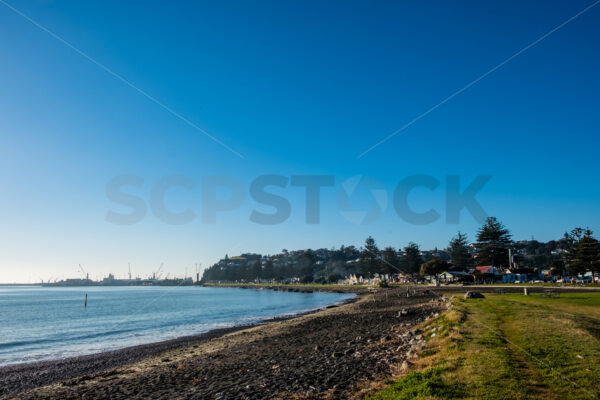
[41, 217, 599, 288]
[201, 217, 599, 286]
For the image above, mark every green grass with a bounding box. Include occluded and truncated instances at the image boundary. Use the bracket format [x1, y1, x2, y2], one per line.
[368, 368, 465, 400]
[464, 282, 600, 287]
[369, 292, 600, 400]
[512, 292, 600, 308]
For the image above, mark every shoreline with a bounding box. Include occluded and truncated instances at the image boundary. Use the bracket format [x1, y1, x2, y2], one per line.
[0, 287, 358, 397]
[5, 285, 598, 399]
[4, 286, 446, 399]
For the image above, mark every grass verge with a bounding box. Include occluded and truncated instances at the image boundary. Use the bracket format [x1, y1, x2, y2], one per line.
[368, 292, 600, 400]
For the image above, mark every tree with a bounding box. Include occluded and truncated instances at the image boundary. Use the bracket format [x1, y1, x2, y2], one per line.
[327, 273, 343, 283]
[571, 229, 600, 280]
[563, 227, 586, 276]
[250, 260, 261, 281]
[401, 242, 422, 275]
[299, 251, 315, 283]
[224, 264, 236, 282]
[420, 258, 449, 278]
[448, 232, 473, 271]
[201, 264, 224, 283]
[475, 217, 512, 267]
[232, 264, 246, 282]
[381, 247, 400, 275]
[549, 260, 565, 278]
[263, 260, 274, 281]
[360, 236, 380, 277]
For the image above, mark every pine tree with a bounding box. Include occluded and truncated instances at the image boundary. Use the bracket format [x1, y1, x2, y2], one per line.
[299, 251, 315, 283]
[360, 236, 380, 277]
[401, 242, 422, 275]
[250, 260, 261, 281]
[263, 260, 275, 281]
[449, 232, 473, 270]
[475, 217, 512, 267]
[573, 229, 600, 280]
[381, 247, 400, 275]
[563, 228, 585, 276]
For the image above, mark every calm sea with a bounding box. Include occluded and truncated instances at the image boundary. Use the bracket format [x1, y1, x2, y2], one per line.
[0, 285, 353, 366]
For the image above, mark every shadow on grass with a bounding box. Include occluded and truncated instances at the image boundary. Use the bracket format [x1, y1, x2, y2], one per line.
[572, 314, 600, 340]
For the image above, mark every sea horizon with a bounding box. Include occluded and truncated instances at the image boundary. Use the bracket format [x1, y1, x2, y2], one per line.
[0, 285, 353, 366]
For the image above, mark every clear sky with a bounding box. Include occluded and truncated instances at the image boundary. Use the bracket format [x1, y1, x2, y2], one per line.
[1, 0, 599, 283]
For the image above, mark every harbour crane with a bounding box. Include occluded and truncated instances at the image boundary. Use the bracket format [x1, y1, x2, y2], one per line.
[153, 263, 164, 280]
[78, 264, 88, 280]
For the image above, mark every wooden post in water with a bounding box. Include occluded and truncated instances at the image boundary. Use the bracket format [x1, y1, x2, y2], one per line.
[84, 293, 88, 309]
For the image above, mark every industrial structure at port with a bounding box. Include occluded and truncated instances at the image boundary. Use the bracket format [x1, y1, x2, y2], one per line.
[42, 274, 197, 287]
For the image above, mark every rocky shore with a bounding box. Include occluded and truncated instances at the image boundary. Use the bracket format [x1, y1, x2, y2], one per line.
[2, 286, 447, 399]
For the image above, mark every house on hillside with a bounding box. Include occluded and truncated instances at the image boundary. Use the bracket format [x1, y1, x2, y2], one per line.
[341, 274, 364, 285]
[439, 270, 472, 283]
[390, 273, 411, 284]
[474, 265, 502, 275]
[504, 269, 543, 283]
[473, 265, 503, 283]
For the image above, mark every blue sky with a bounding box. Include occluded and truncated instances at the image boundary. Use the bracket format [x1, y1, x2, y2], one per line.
[1, 0, 599, 282]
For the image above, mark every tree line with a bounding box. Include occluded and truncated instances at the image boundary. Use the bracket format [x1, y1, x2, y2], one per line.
[201, 217, 599, 283]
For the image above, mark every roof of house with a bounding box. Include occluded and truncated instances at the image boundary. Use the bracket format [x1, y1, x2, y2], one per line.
[444, 270, 471, 277]
[475, 265, 495, 274]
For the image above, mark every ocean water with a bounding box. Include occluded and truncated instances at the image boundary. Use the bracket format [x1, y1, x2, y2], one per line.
[0, 285, 353, 366]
